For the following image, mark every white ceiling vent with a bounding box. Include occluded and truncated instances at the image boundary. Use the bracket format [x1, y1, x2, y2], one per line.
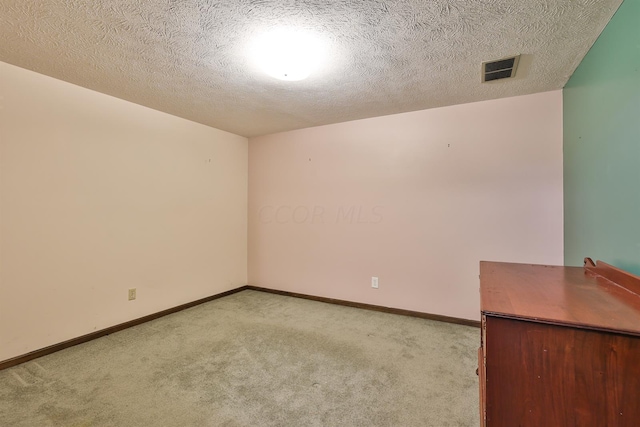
[481, 55, 520, 83]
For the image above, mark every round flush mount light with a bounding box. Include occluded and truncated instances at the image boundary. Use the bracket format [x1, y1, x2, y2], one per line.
[249, 28, 326, 81]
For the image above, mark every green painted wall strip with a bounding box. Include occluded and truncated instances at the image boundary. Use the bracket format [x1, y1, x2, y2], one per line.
[564, 0, 640, 274]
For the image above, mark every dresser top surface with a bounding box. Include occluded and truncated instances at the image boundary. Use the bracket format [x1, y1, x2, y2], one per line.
[480, 261, 640, 336]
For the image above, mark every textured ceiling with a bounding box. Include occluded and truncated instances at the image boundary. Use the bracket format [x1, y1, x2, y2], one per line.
[0, 0, 623, 137]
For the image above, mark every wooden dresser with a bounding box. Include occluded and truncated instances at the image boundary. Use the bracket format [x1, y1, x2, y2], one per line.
[478, 259, 640, 427]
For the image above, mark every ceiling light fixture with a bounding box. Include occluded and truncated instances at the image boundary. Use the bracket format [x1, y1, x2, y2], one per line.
[250, 28, 326, 81]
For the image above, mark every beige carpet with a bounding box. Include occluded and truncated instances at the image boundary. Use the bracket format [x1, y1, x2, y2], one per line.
[0, 290, 480, 426]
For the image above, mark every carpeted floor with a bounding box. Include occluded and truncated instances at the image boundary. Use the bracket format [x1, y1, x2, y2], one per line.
[0, 290, 480, 426]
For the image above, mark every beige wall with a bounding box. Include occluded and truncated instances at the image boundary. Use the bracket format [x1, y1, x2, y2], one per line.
[0, 60, 563, 360]
[0, 62, 248, 361]
[248, 91, 564, 321]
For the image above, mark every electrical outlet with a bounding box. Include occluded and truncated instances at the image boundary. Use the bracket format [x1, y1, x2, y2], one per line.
[371, 277, 379, 289]
[128, 288, 136, 301]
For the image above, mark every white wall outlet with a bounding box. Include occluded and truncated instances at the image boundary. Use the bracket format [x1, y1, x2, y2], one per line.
[371, 277, 379, 289]
[128, 288, 136, 301]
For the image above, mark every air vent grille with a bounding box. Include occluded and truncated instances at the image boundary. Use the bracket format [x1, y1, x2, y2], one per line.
[482, 55, 520, 82]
